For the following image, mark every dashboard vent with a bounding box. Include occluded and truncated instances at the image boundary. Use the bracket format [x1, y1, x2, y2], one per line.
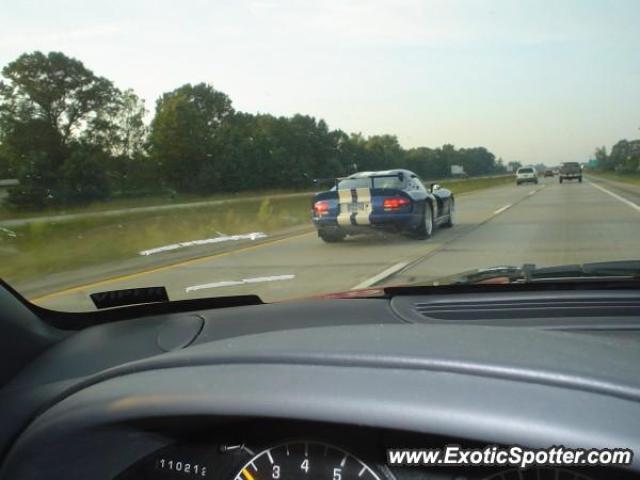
[413, 298, 640, 321]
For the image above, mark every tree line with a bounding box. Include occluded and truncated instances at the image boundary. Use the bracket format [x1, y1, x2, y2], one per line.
[0, 51, 505, 210]
[594, 139, 640, 173]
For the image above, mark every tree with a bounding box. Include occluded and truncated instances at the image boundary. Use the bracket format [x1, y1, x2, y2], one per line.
[459, 147, 496, 176]
[88, 89, 147, 159]
[0, 51, 120, 207]
[609, 139, 640, 173]
[495, 157, 507, 173]
[60, 142, 110, 203]
[594, 146, 609, 170]
[507, 161, 522, 172]
[337, 133, 368, 174]
[149, 83, 234, 193]
[87, 89, 152, 193]
[2, 50, 505, 207]
[592, 141, 640, 173]
[0, 52, 117, 148]
[405, 147, 445, 178]
[364, 135, 403, 170]
[0, 140, 11, 178]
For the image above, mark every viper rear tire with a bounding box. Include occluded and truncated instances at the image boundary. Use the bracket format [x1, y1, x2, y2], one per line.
[443, 199, 455, 228]
[414, 202, 435, 239]
[318, 229, 346, 243]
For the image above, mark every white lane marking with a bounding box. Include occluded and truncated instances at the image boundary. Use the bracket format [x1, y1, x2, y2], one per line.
[350, 186, 543, 291]
[493, 204, 512, 215]
[185, 274, 295, 292]
[351, 261, 409, 290]
[589, 181, 640, 213]
[140, 232, 267, 256]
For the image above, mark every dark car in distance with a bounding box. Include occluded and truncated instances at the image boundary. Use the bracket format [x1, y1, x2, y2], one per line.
[311, 169, 454, 242]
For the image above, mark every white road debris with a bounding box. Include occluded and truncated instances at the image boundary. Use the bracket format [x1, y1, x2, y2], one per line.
[185, 275, 296, 292]
[139, 232, 267, 256]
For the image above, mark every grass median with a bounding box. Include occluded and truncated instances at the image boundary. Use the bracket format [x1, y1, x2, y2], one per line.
[438, 175, 514, 195]
[587, 171, 640, 187]
[0, 174, 513, 287]
[0, 187, 318, 221]
[1, 195, 313, 284]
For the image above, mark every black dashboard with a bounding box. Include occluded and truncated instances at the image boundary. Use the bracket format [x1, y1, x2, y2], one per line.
[1, 282, 639, 479]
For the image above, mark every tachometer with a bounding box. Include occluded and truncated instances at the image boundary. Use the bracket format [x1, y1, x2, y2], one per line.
[234, 441, 382, 480]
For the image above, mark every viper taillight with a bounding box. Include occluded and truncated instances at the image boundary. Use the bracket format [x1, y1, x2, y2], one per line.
[383, 197, 410, 210]
[313, 200, 330, 215]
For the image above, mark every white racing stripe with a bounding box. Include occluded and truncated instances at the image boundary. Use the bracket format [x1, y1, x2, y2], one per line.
[493, 204, 512, 215]
[351, 262, 409, 290]
[337, 189, 353, 226]
[186, 274, 295, 292]
[589, 181, 640, 213]
[354, 187, 372, 225]
[140, 232, 267, 256]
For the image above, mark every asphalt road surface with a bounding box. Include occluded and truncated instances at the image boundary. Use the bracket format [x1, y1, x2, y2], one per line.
[34, 175, 640, 311]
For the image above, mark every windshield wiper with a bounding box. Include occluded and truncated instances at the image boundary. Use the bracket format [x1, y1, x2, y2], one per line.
[448, 261, 640, 285]
[532, 260, 640, 279]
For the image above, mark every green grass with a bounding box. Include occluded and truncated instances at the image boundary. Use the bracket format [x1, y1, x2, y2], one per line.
[438, 174, 514, 195]
[0, 195, 313, 283]
[0, 187, 318, 221]
[587, 171, 640, 187]
[0, 175, 513, 285]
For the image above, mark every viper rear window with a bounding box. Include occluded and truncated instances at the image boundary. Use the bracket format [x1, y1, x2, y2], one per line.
[338, 177, 405, 190]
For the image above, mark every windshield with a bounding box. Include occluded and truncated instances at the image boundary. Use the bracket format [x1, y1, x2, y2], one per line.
[1, 1, 639, 311]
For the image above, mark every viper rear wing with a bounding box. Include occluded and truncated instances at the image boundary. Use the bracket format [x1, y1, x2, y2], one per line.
[335, 171, 407, 190]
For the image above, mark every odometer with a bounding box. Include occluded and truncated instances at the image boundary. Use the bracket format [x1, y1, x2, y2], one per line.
[234, 441, 382, 480]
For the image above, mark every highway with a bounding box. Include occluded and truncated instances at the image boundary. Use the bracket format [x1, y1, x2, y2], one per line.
[34, 175, 640, 311]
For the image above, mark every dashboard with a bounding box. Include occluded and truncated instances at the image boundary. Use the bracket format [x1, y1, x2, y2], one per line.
[1, 283, 640, 479]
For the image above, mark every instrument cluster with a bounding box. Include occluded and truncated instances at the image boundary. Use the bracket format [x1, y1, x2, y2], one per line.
[115, 420, 631, 480]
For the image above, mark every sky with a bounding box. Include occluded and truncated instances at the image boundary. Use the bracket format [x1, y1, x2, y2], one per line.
[1, 0, 639, 165]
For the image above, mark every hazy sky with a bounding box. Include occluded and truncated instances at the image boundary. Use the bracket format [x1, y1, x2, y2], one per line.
[1, 0, 639, 164]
